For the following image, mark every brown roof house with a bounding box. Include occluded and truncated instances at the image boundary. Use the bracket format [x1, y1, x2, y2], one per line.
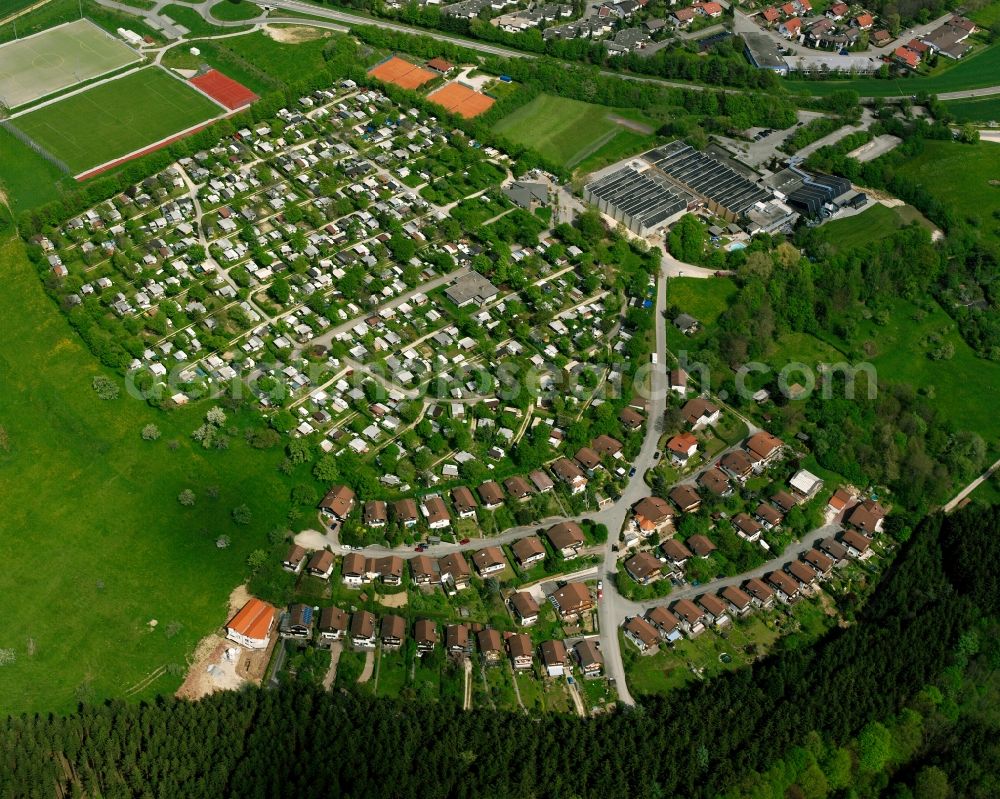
[633, 496, 674, 537]
[393, 498, 419, 527]
[574, 639, 604, 677]
[472, 546, 507, 577]
[646, 606, 682, 642]
[341, 552, 368, 587]
[697, 593, 730, 627]
[620, 406, 645, 431]
[591, 435, 623, 459]
[698, 467, 732, 497]
[306, 549, 335, 580]
[350, 610, 377, 648]
[732, 513, 763, 543]
[540, 639, 567, 677]
[551, 457, 588, 494]
[719, 450, 754, 483]
[410, 554, 436, 585]
[744, 577, 775, 608]
[477, 629, 503, 663]
[509, 591, 540, 625]
[681, 398, 721, 430]
[847, 499, 887, 536]
[363, 500, 388, 528]
[625, 551, 663, 585]
[445, 623, 470, 656]
[721, 585, 753, 616]
[504, 475, 535, 502]
[451, 486, 478, 519]
[669, 484, 702, 513]
[282, 544, 307, 573]
[549, 582, 593, 620]
[415, 619, 438, 654]
[575, 446, 602, 475]
[745, 432, 784, 469]
[507, 632, 534, 669]
[317, 606, 349, 646]
[546, 521, 585, 559]
[511, 536, 546, 568]
[478, 480, 505, 510]
[672, 598, 706, 636]
[319, 484, 356, 520]
[381, 614, 406, 649]
[623, 615, 660, 652]
[422, 495, 451, 529]
[438, 552, 471, 592]
[687, 534, 717, 559]
[529, 469, 555, 493]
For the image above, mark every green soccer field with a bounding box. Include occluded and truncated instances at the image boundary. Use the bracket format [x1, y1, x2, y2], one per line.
[0, 18, 140, 109]
[10, 66, 221, 173]
[494, 94, 655, 169]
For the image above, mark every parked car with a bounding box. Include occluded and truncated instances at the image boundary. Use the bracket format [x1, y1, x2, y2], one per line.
[459, 537, 470, 545]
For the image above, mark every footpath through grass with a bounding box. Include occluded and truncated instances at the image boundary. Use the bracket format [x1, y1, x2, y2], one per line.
[11, 67, 221, 173]
[0, 233, 294, 715]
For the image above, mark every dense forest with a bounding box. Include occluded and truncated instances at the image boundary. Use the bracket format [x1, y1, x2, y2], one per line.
[1, 504, 996, 798]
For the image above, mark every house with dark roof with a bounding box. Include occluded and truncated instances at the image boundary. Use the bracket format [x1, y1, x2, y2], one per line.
[847, 499, 886, 536]
[509, 590, 540, 625]
[511, 536, 546, 568]
[279, 603, 314, 640]
[625, 551, 663, 584]
[687, 534, 717, 558]
[745, 432, 784, 469]
[698, 467, 732, 497]
[646, 606, 682, 641]
[350, 610, 377, 648]
[744, 577, 775, 608]
[393, 498, 419, 527]
[551, 457, 588, 494]
[451, 486, 478, 519]
[415, 619, 438, 654]
[672, 599, 706, 636]
[422, 495, 451, 529]
[438, 552, 471, 591]
[317, 606, 348, 646]
[478, 480, 505, 509]
[472, 546, 507, 576]
[549, 582, 593, 619]
[504, 475, 535, 502]
[410, 554, 436, 585]
[721, 585, 753, 616]
[541, 639, 568, 676]
[661, 538, 693, 566]
[574, 639, 604, 676]
[508, 632, 534, 669]
[681, 398, 720, 429]
[546, 522, 585, 558]
[363, 500, 388, 527]
[669, 484, 702, 513]
[319, 484, 356, 520]
[478, 629, 503, 663]
[633, 496, 674, 536]
[306, 549, 335, 580]
[282, 544, 307, 573]
[381, 614, 406, 649]
[623, 615, 660, 651]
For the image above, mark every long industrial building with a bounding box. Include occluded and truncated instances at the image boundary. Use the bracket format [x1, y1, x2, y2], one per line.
[644, 141, 771, 222]
[583, 140, 780, 236]
[583, 166, 690, 237]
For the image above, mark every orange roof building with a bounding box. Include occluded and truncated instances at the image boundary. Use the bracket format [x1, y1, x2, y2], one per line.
[226, 598, 276, 650]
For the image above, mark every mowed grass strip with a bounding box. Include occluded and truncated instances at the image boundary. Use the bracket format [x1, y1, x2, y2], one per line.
[0, 233, 297, 715]
[494, 94, 644, 169]
[943, 95, 1000, 123]
[11, 66, 221, 173]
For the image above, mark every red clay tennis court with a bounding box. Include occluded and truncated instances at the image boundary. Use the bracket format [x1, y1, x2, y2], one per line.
[368, 56, 437, 90]
[190, 70, 259, 110]
[427, 82, 495, 119]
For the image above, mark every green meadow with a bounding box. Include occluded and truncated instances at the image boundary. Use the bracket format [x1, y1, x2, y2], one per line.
[0, 233, 299, 714]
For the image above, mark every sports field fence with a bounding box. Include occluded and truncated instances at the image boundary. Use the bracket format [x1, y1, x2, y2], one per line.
[0, 118, 69, 174]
